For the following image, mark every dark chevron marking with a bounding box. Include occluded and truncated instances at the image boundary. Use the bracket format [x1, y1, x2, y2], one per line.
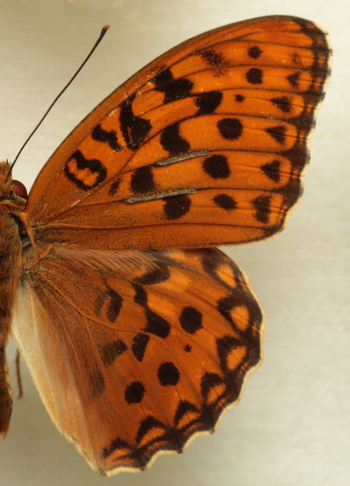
[174, 400, 200, 426]
[261, 160, 281, 182]
[265, 125, 287, 144]
[136, 416, 166, 445]
[252, 194, 272, 223]
[286, 71, 300, 87]
[216, 335, 242, 372]
[200, 372, 223, 403]
[64, 150, 107, 191]
[270, 96, 292, 113]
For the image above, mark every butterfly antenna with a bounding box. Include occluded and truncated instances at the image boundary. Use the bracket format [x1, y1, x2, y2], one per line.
[6, 25, 110, 181]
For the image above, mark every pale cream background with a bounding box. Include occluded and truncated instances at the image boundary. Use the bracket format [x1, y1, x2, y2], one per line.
[0, 1, 348, 485]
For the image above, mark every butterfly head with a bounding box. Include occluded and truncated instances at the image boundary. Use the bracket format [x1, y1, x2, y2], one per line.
[0, 161, 28, 206]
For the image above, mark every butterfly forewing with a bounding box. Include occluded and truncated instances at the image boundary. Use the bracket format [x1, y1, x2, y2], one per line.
[8, 15, 330, 475]
[27, 16, 329, 251]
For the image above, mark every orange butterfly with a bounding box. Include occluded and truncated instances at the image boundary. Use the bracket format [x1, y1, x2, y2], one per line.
[0, 16, 330, 475]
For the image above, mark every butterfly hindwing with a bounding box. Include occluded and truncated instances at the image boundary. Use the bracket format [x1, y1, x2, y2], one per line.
[13, 245, 262, 474]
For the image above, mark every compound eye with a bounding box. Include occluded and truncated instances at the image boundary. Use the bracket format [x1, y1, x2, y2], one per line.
[13, 180, 28, 200]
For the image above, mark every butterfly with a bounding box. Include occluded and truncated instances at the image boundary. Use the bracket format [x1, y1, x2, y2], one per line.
[0, 15, 330, 475]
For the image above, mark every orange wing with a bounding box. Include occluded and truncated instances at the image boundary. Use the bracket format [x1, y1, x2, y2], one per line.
[11, 15, 330, 476]
[26, 16, 330, 251]
[13, 246, 262, 474]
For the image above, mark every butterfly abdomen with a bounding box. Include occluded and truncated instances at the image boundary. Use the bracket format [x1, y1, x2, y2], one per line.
[0, 214, 23, 436]
[0, 163, 27, 435]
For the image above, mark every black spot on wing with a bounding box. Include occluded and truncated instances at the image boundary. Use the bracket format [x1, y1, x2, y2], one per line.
[134, 260, 170, 285]
[179, 306, 203, 334]
[119, 94, 152, 150]
[125, 381, 145, 404]
[235, 94, 245, 102]
[203, 154, 230, 179]
[194, 91, 222, 115]
[144, 310, 170, 338]
[217, 118, 243, 140]
[133, 285, 170, 338]
[213, 194, 237, 211]
[163, 194, 191, 221]
[160, 121, 191, 155]
[131, 333, 150, 362]
[200, 48, 228, 69]
[106, 287, 123, 323]
[153, 68, 193, 103]
[108, 178, 121, 196]
[158, 362, 180, 386]
[246, 68, 263, 85]
[91, 124, 121, 151]
[133, 284, 148, 307]
[248, 46, 262, 59]
[131, 165, 155, 194]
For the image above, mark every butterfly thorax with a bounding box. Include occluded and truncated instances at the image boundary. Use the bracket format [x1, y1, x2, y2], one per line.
[0, 162, 27, 436]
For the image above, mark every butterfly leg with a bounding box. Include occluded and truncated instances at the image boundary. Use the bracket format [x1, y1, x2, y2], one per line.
[0, 343, 12, 436]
